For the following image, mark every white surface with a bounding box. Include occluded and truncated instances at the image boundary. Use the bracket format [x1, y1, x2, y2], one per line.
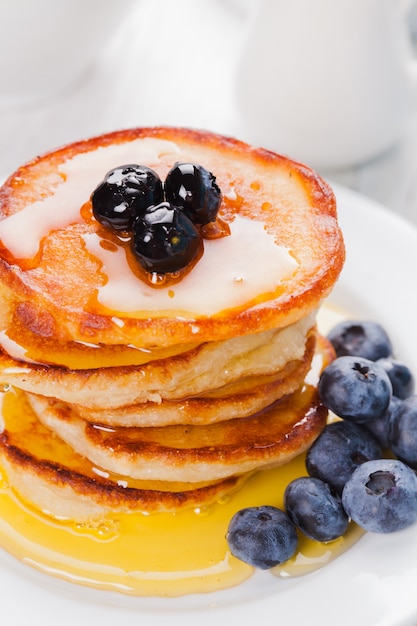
[235, 0, 417, 169]
[0, 0, 137, 104]
[1, 2, 417, 624]
[0, 185, 416, 626]
[2, 0, 417, 226]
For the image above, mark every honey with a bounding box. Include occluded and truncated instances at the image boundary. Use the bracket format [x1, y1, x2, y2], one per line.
[0, 407, 363, 598]
[0, 417, 364, 597]
[0, 303, 364, 598]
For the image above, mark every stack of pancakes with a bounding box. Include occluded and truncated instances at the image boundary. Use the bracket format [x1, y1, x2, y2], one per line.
[0, 127, 344, 521]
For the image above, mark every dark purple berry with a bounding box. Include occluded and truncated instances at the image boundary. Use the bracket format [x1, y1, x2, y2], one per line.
[327, 321, 393, 361]
[131, 202, 202, 274]
[342, 459, 417, 533]
[365, 395, 402, 450]
[226, 506, 298, 569]
[165, 162, 222, 225]
[91, 164, 164, 231]
[388, 395, 417, 469]
[306, 420, 382, 493]
[318, 356, 392, 423]
[284, 476, 349, 542]
[377, 358, 415, 400]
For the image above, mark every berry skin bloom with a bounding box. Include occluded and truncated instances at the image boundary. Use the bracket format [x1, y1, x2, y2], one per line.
[284, 476, 349, 542]
[226, 506, 298, 569]
[306, 420, 382, 493]
[377, 358, 415, 400]
[342, 459, 417, 533]
[388, 395, 417, 469]
[318, 356, 392, 424]
[327, 320, 393, 361]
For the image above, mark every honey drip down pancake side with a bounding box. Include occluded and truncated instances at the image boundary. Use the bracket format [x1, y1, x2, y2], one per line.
[0, 335, 334, 520]
[0, 128, 343, 523]
[0, 127, 345, 597]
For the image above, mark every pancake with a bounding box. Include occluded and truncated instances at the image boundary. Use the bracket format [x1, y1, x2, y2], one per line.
[0, 335, 332, 520]
[26, 368, 325, 484]
[0, 126, 344, 526]
[27, 336, 333, 485]
[0, 314, 316, 409]
[0, 127, 344, 352]
[0, 388, 246, 519]
[71, 339, 315, 428]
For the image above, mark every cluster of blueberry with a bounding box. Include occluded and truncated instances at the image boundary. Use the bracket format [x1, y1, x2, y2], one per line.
[91, 162, 222, 274]
[226, 320, 417, 570]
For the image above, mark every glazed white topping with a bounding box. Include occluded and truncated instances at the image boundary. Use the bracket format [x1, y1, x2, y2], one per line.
[82, 215, 298, 316]
[0, 137, 299, 316]
[0, 138, 181, 259]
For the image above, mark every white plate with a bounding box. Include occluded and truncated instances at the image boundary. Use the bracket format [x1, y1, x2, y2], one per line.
[1, 184, 417, 626]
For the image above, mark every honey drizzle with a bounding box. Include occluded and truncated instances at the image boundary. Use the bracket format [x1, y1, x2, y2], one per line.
[0, 436, 364, 597]
[0, 303, 364, 597]
[82, 200, 230, 290]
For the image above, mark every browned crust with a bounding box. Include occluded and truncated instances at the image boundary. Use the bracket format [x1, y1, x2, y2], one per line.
[0, 435, 244, 512]
[73, 345, 314, 427]
[0, 126, 345, 348]
[0, 335, 333, 516]
[26, 335, 333, 482]
[0, 398, 325, 511]
[76, 390, 327, 467]
[0, 322, 317, 410]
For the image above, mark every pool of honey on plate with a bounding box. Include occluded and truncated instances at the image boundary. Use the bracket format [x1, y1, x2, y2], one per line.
[0, 303, 364, 597]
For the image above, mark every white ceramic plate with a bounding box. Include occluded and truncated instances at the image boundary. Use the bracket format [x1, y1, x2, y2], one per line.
[1, 184, 417, 626]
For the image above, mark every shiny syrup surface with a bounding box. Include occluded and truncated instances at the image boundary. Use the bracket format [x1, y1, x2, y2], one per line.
[0, 304, 364, 597]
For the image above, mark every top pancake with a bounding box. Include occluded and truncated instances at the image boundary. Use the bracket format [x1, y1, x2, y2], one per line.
[0, 127, 345, 350]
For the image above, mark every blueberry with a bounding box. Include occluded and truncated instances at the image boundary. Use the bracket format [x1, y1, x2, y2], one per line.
[377, 358, 415, 400]
[131, 202, 202, 274]
[165, 162, 222, 225]
[306, 421, 382, 493]
[342, 459, 417, 533]
[92, 164, 164, 231]
[284, 477, 349, 542]
[365, 395, 402, 450]
[318, 356, 392, 423]
[226, 505, 298, 569]
[327, 321, 393, 361]
[388, 395, 417, 469]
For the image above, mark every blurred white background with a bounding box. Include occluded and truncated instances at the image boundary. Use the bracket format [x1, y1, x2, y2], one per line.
[1, 0, 417, 224]
[0, 0, 248, 171]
